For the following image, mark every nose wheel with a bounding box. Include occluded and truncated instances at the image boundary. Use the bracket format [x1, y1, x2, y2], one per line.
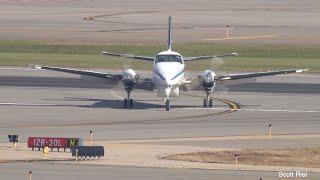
[164, 87, 171, 111]
[165, 99, 170, 111]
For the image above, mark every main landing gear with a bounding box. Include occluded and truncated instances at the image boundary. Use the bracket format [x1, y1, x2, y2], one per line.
[203, 91, 213, 108]
[124, 87, 133, 108]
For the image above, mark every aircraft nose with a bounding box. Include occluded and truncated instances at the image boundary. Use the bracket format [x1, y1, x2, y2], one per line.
[165, 78, 172, 86]
[158, 71, 171, 86]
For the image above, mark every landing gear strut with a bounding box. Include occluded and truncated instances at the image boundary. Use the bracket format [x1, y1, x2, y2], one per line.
[124, 87, 133, 108]
[165, 99, 170, 111]
[203, 91, 213, 108]
[164, 87, 171, 111]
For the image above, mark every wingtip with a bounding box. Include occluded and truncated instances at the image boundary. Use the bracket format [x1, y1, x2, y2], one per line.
[296, 69, 309, 73]
[28, 64, 42, 69]
[101, 51, 109, 55]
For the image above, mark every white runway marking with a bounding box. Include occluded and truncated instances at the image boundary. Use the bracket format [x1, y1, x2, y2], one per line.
[183, 107, 320, 113]
[0, 102, 60, 106]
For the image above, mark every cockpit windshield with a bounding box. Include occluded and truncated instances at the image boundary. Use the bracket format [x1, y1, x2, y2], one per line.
[155, 55, 183, 64]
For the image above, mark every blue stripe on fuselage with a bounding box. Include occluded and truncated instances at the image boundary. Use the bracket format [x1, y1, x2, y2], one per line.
[155, 70, 165, 80]
[171, 69, 184, 80]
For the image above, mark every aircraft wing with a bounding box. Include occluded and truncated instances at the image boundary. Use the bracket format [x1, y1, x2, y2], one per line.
[215, 69, 309, 81]
[101, 51, 154, 61]
[184, 52, 238, 61]
[33, 65, 155, 91]
[34, 65, 122, 80]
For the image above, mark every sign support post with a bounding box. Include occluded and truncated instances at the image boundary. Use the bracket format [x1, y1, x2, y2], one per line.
[235, 154, 238, 169]
[76, 149, 79, 164]
[90, 130, 93, 145]
[268, 123, 272, 140]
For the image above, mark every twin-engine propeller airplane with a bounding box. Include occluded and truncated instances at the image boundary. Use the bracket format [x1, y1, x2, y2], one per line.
[34, 16, 308, 111]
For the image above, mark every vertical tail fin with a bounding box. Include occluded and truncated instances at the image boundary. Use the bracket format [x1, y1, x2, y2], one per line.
[167, 16, 172, 51]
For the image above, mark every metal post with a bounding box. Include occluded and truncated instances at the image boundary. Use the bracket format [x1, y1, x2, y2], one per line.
[226, 24, 230, 39]
[90, 130, 93, 145]
[268, 124, 272, 140]
[29, 171, 32, 180]
[235, 154, 238, 169]
[76, 149, 78, 164]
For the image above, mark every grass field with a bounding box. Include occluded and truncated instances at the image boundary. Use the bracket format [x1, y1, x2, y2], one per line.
[161, 147, 320, 168]
[0, 40, 319, 72]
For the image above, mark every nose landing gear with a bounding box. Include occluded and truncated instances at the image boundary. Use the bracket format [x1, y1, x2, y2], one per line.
[165, 99, 170, 111]
[164, 87, 171, 111]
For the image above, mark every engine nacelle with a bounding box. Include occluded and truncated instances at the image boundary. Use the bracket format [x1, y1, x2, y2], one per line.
[198, 70, 216, 91]
[122, 69, 138, 87]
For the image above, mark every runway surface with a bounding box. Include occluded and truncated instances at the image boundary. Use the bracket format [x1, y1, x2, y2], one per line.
[0, 162, 293, 180]
[0, 0, 320, 45]
[0, 76, 320, 94]
[0, 68, 319, 180]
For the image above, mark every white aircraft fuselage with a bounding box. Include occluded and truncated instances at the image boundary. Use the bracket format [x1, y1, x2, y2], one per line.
[152, 50, 185, 98]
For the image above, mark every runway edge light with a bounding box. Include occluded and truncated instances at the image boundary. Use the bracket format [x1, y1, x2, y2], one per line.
[29, 171, 32, 180]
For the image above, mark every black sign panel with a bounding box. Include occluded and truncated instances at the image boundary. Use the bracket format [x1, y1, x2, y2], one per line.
[71, 146, 104, 158]
[8, 135, 19, 143]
